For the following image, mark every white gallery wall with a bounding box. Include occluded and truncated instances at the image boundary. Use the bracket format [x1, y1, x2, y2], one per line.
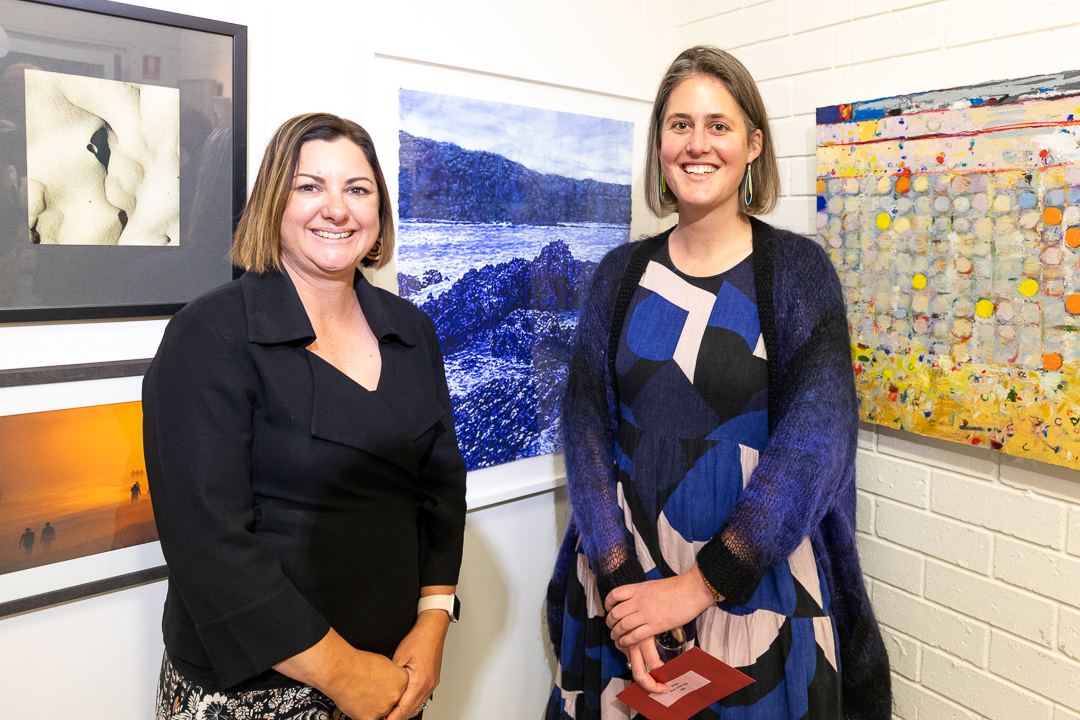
[0, 0, 672, 717]
[672, 0, 1080, 718]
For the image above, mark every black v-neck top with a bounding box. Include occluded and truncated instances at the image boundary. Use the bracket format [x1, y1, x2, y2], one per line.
[142, 269, 467, 691]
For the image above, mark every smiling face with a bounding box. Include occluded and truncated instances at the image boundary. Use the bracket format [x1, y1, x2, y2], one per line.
[279, 137, 380, 282]
[659, 74, 762, 221]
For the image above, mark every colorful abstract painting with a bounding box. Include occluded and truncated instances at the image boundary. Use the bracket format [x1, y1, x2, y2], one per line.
[397, 89, 633, 470]
[816, 72, 1080, 468]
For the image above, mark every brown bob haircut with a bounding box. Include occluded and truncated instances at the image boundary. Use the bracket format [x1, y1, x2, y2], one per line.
[645, 46, 779, 218]
[230, 112, 394, 274]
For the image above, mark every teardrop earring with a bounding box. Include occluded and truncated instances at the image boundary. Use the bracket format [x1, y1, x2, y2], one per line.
[659, 171, 668, 204]
[742, 163, 754, 207]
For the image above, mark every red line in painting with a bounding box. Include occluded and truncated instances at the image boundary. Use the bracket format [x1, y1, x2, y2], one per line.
[819, 118, 1080, 148]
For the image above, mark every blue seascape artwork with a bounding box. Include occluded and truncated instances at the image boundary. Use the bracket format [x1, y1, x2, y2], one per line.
[397, 89, 634, 470]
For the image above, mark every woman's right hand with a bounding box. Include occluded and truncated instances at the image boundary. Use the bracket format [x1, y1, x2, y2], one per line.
[325, 651, 409, 720]
[274, 629, 408, 720]
[626, 637, 669, 694]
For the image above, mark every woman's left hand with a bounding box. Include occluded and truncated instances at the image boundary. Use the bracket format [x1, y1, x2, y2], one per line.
[384, 609, 451, 720]
[604, 565, 717, 650]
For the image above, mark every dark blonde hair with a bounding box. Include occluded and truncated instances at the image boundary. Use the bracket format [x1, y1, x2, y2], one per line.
[645, 46, 779, 217]
[231, 113, 394, 273]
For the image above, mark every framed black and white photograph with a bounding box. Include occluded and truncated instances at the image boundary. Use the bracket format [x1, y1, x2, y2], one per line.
[0, 0, 247, 321]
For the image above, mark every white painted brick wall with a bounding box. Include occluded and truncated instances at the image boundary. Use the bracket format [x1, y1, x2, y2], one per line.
[857, 450, 929, 508]
[893, 674, 981, 720]
[930, 471, 1065, 549]
[989, 631, 1080, 709]
[882, 626, 921, 681]
[876, 499, 993, 573]
[1069, 508, 1080, 557]
[874, 583, 991, 666]
[1059, 706, 1080, 720]
[995, 537, 1080, 608]
[1061, 607, 1080, 661]
[922, 647, 1053, 720]
[859, 534, 924, 594]
[924, 561, 1056, 647]
[667, 3, 1080, 717]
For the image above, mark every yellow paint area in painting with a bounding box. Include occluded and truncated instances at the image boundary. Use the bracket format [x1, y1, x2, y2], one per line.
[976, 299, 995, 318]
[852, 344, 1080, 467]
[911, 273, 927, 290]
[1020, 279, 1040, 297]
[876, 213, 891, 230]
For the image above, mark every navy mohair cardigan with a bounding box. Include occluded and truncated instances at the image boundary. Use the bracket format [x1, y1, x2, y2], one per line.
[547, 218, 892, 719]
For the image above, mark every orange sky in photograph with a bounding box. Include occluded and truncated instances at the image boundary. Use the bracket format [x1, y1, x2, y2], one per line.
[0, 401, 146, 513]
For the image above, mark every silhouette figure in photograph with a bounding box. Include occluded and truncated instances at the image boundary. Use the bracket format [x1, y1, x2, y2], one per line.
[41, 521, 55, 551]
[131, 480, 141, 504]
[19, 527, 34, 556]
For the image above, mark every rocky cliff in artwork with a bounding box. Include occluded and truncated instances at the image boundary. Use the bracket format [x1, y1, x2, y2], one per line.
[398, 131, 631, 225]
[413, 239, 596, 356]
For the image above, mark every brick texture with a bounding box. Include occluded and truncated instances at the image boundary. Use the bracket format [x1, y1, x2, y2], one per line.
[894, 674, 980, 720]
[921, 648, 1052, 720]
[1069, 508, 1080, 557]
[793, 0, 851, 34]
[995, 537, 1080, 608]
[857, 451, 930, 508]
[1059, 606, 1080, 662]
[881, 627, 920, 681]
[858, 534, 923, 594]
[930, 471, 1065, 548]
[873, 583, 989, 666]
[946, 0, 1080, 47]
[989, 631, 1080, 709]
[876, 500, 993, 573]
[925, 561, 1056, 647]
[842, 5, 944, 63]
[856, 490, 874, 533]
[672, 0, 740, 27]
[712, 0, 792, 49]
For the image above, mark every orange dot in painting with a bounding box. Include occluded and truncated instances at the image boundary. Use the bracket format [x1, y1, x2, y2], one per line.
[816, 179, 826, 194]
[1044, 207, 1063, 225]
[1043, 353, 1063, 371]
[1065, 227, 1080, 248]
[1020, 279, 1039, 297]
[1066, 294, 1080, 315]
[895, 176, 911, 193]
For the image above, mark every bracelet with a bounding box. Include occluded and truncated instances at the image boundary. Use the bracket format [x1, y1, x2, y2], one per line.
[700, 571, 723, 602]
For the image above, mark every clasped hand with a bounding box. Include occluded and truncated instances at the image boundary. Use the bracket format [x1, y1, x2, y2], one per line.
[603, 566, 717, 694]
[384, 609, 450, 720]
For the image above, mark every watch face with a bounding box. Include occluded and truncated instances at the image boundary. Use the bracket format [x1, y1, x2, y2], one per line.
[452, 594, 461, 622]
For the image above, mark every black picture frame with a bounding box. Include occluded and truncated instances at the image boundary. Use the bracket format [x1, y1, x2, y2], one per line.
[0, 360, 163, 617]
[0, 0, 247, 321]
[0, 566, 167, 618]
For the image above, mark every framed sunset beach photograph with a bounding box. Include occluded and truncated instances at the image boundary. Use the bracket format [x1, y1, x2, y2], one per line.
[0, 373, 164, 617]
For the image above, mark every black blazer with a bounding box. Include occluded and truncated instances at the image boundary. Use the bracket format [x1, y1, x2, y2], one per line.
[143, 269, 467, 691]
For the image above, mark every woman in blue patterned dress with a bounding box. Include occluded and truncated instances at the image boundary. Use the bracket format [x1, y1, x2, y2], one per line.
[544, 47, 891, 720]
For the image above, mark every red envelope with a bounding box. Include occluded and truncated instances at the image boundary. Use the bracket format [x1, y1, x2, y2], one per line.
[615, 647, 754, 720]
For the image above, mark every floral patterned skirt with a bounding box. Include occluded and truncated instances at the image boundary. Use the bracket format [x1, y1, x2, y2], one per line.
[156, 652, 348, 720]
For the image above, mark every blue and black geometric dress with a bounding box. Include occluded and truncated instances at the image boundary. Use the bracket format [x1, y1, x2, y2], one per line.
[547, 241, 841, 719]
